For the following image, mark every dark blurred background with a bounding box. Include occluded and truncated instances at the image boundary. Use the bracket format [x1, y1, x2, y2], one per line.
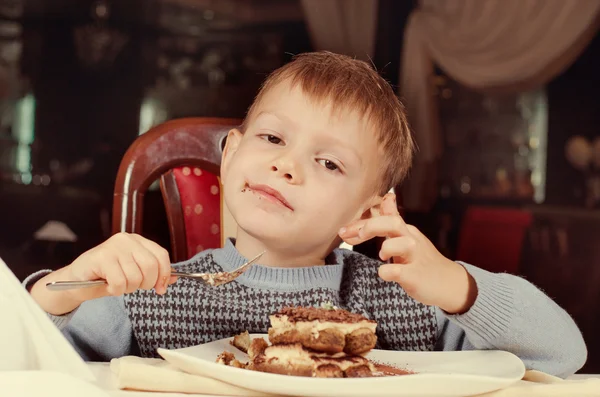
[0, 0, 598, 373]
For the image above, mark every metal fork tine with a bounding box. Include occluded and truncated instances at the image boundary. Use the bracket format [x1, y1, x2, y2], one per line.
[239, 250, 266, 269]
[169, 250, 265, 282]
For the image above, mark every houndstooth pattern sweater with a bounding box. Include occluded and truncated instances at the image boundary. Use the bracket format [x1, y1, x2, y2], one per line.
[122, 239, 437, 357]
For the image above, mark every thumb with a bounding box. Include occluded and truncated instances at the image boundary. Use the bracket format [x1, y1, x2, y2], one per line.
[380, 193, 399, 216]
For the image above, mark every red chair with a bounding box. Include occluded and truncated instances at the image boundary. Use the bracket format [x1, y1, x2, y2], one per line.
[112, 117, 240, 262]
[456, 206, 533, 274]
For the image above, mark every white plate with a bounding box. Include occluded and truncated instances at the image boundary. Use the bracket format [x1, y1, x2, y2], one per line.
[158, 334, 525, 397]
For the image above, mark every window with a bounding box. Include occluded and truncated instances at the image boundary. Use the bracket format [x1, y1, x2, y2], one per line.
[13, 93, 35, 184]
[436, 74, 547, 203]
[138, 95, 167, 136]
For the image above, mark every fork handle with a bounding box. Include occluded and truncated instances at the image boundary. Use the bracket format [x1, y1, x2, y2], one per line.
[171, 271, 200, 277]
[46, 280, 107, 291]
[47, 273, 194, 291]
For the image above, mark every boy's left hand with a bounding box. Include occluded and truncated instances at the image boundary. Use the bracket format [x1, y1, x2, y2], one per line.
[339, 193, 477, 314]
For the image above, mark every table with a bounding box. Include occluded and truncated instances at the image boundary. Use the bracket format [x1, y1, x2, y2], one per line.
[87, 362, 600, 396]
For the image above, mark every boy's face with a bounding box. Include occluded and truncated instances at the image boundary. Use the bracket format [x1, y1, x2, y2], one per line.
[221, 81, 382, 257]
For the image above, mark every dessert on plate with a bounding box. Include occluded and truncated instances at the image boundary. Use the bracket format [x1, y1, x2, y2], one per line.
[250, 340, 375, 378]
[218, 304, 382, 378]
[268, 305, 377, 355]
[230, 330, 251, 353]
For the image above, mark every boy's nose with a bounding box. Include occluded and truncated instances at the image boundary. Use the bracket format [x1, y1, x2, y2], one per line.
[271, 157, 304, 184]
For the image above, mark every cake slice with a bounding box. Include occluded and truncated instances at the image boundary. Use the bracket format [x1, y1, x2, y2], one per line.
[250, 343, 376, 378]
[216, 351, 247, 369]
[230, 330, 251, 353]
[268, 306, 377, 355]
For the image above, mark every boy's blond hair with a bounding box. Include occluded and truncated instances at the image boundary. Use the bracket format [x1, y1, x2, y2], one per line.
[242, 51, 414, 195]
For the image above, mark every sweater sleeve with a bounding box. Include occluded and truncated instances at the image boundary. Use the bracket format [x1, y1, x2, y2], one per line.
[60, 295, 138, 361]
[22, 269, 78, 329]
[435, 262, 587, 378]
[23, 270, 138, 362]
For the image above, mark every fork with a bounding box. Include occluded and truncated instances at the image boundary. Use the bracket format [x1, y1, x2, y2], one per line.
[45, 251, 266, 291]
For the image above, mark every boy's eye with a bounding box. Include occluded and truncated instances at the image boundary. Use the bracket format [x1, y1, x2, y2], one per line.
[317, 159, 339, 172]
[261, 134, 283, 145]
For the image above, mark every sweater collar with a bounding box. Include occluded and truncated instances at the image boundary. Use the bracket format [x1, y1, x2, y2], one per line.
[210, 238, 346, 292]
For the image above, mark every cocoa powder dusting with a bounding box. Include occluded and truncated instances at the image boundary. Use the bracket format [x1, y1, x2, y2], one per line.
[372, 362, 415, 376]
[275, 306, 375, 323]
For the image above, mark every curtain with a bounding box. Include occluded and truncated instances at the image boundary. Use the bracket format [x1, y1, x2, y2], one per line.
[300, 0, 379, 61]
[400, 0, 600, 211]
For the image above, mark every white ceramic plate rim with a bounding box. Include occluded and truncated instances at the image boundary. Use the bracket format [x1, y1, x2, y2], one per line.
[158, 334, 526, 397]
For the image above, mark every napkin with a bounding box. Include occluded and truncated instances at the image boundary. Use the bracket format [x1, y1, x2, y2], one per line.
[110, 355, 600, 397]
[0, 257, 95, 381]
[110, 356, 279, 396]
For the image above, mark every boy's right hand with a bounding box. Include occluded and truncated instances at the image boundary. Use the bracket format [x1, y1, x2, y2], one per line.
[31, 233, 175, 316]
[67, 232, 174, 298]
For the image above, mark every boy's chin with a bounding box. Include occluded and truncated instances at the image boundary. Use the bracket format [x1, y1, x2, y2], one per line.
[239, 222, 293, 243]
[240, 223, 336, 252]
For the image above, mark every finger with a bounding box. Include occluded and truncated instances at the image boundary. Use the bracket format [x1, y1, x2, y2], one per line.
[338, 219, 370, 245]
[340, 234, 369, 246]
[378, 263, 404, 282]
[110, 234, 154, 292]
[131, 234, 173, 294]
[130, 246, 160, 291]
[360, 216, 410, 243]
[101, 261, 128, 296]
[338, 219, 368, 238]
[340, 216, 406, 246]
[380, 193, 400, 216]
[379, 236, 416, 263]
[117, 253, 144, 294]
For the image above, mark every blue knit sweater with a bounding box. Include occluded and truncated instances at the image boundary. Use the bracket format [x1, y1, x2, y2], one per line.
[24, 239, 587, 378]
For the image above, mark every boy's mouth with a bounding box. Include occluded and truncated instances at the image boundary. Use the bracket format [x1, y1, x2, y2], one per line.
[244, 183, 293, 211]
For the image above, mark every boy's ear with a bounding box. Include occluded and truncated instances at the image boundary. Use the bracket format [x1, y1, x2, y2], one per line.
[220, 128, 243, 182]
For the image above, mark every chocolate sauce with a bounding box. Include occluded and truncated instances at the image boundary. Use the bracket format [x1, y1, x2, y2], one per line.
[372, 363, 415, 376]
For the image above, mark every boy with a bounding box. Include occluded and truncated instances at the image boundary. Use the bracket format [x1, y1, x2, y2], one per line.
[25, 52, 586, 378]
